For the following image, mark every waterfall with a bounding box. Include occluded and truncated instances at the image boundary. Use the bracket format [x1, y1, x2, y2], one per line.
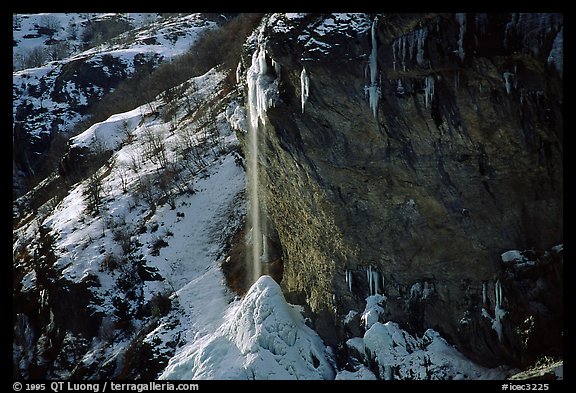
[246, 44, 278, 284]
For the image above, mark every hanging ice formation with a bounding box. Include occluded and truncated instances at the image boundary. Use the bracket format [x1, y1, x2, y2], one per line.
[345, 269, 353, 292]
[482, 280, 507, 342]
[456, 13, 466, 61]
[300, 67, 309, 113]
[365, 266, 383, 296]
[493, 280, 507, 343]
[236, 61, 242, 85]
[503, 13, 563, 56]
[271, 58, 281, 79]
[396, 80, 404, 95]
[547, 26, 563, 77]
[424, 75, 435, 108]
[392, 26, 428, 71]
[410, 281, 434, 300]
[503, 72, 514, 95]
[367, 17, 380, 118]
[247, 45, 279, 130]
[482, 282, 487, 306]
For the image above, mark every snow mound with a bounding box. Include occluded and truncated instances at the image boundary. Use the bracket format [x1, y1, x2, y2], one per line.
[160, 276, 335, 380]
[360, 322, 508, 380]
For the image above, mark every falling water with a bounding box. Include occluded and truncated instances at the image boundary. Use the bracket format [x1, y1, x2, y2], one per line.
[247, 106, 262, 284]
[246, 46, 270, 284]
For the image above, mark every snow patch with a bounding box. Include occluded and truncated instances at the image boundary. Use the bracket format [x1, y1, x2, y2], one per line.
[501, 250, 524, 263]
[363, 322, 508, 380]
[336, 365, 377, 380]
[361, 294, 386, 330]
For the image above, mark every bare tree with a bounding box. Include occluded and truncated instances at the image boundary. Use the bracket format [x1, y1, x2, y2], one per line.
[117, 163, 130, 193]
[67, 21, 79, 40]
[24, 47, 48, 69]
[47, 41, 70, 61]
[39, 15, 61, 34]
[142, 125, 168, 168]
[84, 172, 103, 216]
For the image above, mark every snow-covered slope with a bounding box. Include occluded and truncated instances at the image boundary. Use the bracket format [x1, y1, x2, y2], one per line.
[13, 64, 247, 379]
[13, 13, 218, 199]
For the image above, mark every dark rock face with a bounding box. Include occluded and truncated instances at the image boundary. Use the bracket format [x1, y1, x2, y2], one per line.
[240, 13, 562, 368]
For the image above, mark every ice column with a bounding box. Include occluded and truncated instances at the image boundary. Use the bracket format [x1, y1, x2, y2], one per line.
[503, 72, 514, 94]
[345, 270, 353, 292]
[300, 67, 309, 113]
[493, 280, 507, 342]
[368, 17, 380, 118]
[425, 75, 435, 108]
[456, 13, 466, 61]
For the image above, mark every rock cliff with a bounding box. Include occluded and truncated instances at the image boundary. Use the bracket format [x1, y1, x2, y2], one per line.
[237, 13, 562, 369]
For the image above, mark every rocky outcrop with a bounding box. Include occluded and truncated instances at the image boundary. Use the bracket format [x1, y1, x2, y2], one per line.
[238, 13, 562, 368]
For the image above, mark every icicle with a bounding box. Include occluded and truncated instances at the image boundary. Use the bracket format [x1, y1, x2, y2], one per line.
[407, 32, 416, 62]
[503, 72, 514, 94]
[368, 266, 373, 295]
[392, 39, 398, 71]
[373, 270, 380, 294]
[416, 27, 428, 66]
[271, 59, 281, 79]
[504, 13, 518, 49]
[422, 281, 433, 299]
[261, 233, 267, 261]
[475, 13, 489, 36]
[247, 45, 280, 130]
[493, 280, 506, 342]
[456, 13, 466, 61]
[410, 283, 422, 299]
[368, 17, 380, 118]
[300, 67, 310, 114]
[396, 79, 404, 95]
[236, 61, 242, 85]
[454, 71, 460, 90]
[247, 46, 267, 129]
[425, 75, 435, 108]
[348, 270, 353, 292]
[482, 282, 487, 305]
[401, 36, 407, 71]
